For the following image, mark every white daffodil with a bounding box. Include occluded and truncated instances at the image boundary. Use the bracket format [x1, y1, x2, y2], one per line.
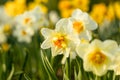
[76, 39, 118, 76]
[15, 6, 48, 31]
[69, 9, 97, 40]
[15, 11, 37, 28]
[0, 26, 7, 44]
[41, 18, 80, 64]
[13, 26, 34, 43]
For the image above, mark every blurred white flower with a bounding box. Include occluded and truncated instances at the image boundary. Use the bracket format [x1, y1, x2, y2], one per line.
[41, 18, 79, 64]
[15, 6, 48, 31]
[0, 26, 7, 44]
[0, 6, 12, 24]
[76, 39, 118, 76]
[49, 11, 60, 24]
[15, 11, 37, 27]
[69, 9, 97, 40]
[13, 26, 34, 43]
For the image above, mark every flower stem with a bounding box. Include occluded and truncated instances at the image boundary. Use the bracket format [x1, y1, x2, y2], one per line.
[112, 72, 116, 80]
[19, 50, 29, 80]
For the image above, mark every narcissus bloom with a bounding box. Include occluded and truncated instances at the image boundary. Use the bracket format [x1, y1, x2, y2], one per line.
[76, 39, 118, 76]
[15, 7, 48, 31]
[69, 9, 97, 41]
[41, 19, 80, 64]
[13, 26, 34, 43]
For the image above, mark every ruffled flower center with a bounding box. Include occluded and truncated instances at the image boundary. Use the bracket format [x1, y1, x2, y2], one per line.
[21, 30, 27, 36]
[73, 21, 84, 33]
[24, 17, 32, 25]
[88, 50, 106, 65]
[52, 34, 67, 48]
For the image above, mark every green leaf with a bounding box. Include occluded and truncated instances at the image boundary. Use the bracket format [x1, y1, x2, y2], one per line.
[41, 50, 58, 80]
[7, 64, 14, 80]
[63, 73, 69, 80]
[24, 73, 31, 80]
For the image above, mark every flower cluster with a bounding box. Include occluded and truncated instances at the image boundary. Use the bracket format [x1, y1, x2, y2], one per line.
[41, 9, 97, 64]
[41, 9, 120, 77]
[13, 7, 48, 43]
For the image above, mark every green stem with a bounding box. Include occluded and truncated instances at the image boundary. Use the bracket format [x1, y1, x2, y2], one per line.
[112, 72, 116, 80]
[19, 50, 29, 80]
[95, 75, 101, 80]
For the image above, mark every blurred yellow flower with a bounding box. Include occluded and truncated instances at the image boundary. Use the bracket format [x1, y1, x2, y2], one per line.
[14, 0, 26, 4]
[34, 0, 48, 3]
[90, 3, 107, 25]
[59, 0, 90, 18]
[3, 24, 12, 35]
[105, 3, 115, 21]
[28, 2, 47, 13]
[1, 43, 10, 52]
[71, 0, 90, 12]
[114, 1, 120, 19]
[58, 0, 74, 18]
[4, 1, 26, 17]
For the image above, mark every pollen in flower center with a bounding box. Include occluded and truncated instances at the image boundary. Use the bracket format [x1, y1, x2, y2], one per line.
[52, 35, 67, 48]
[73, 21, 84, 33]
[21, 30, 27, 36]
[89, 50, 106, 65]
[24, 18, 31, 24]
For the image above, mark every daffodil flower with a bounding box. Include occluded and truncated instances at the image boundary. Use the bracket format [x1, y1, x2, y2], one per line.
[13, 26, 34, 43]
[15, 11, 37, 28]
[41, 18, 80, 64]
[15, 7, 48, 31]
[69, 9, 97, 41]
[76, 39, 118, 76]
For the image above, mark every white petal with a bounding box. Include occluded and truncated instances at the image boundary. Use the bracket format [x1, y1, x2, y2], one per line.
[55, 18, 73, 34]
[61, 48, 70, 64]
[72, 9, 83, 18]
[83, 58, 92, 71]
[92, 65, 108, 76]
[90, 39, 102, 48]
[76, 43, 89, 58]
[79, 30, 92, 41]
[102, 40, 118, 53]
[41, 28, 54, 38]
[26, 28, 34, 36]
[51, 46, 63, 57]
[84, 17, 98, 30]
[41, 37, 52, 49]
[70, 51, 77, 59]
[64, 48, 70, 58]
[0, 34, 6, 43]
